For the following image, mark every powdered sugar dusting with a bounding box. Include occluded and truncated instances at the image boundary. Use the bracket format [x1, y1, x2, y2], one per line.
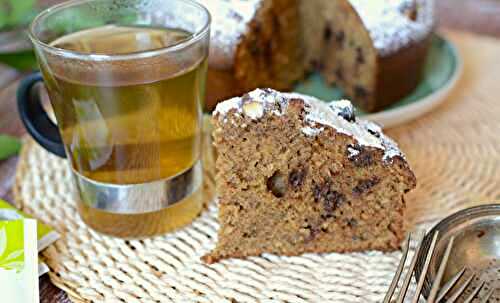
[302, 126, 324, 137]
[349, 0, 434, 55]
[299, 96, 383, 148]
[213, 88, 405, 162]
[347, 146, 361, 159]
[213, 96, 242, 116]
[198, 0, 433, 66]
[196, 0, 261, 69]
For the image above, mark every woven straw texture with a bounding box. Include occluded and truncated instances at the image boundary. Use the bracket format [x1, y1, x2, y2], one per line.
[13, 31, 500, 302]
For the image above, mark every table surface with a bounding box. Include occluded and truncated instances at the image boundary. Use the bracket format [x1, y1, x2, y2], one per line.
[1, 1, 500, 302]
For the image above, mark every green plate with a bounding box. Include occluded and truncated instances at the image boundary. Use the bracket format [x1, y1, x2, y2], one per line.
[294, 34, 462, 128]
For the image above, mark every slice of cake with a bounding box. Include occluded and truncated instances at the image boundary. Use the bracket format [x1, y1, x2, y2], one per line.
[204, 88, 416, 263]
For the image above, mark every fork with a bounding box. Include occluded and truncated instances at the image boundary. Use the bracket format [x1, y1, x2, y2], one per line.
[383, 231, 495, 303]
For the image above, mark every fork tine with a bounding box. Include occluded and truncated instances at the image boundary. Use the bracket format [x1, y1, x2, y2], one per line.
[445, 274, 476, 303]
[427, 236, 455, 303]
[479, 288, 495, 303]
[382, 233, 411, 303]
[463, 280, 486, 303]
[395, 232, 426, 303]
[437, 267, 466, 302]
[411, 231, 440, 303]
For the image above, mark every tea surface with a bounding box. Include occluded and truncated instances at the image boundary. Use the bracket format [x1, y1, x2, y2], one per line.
[45, 25, 207, 185]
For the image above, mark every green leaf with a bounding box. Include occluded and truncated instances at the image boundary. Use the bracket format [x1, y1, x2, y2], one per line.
[9, 0, 36, 25]
[0, 0, 36, 29]
[0, 135, 21, 160]
[0, 50, 38, 71]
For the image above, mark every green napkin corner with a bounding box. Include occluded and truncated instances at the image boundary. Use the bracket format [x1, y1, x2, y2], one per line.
[0, 199, 59, 252]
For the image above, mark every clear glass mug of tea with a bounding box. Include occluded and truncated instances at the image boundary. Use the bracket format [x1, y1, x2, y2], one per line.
[17, 0, 211, 238]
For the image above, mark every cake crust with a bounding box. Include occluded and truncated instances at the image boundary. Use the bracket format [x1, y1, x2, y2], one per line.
[204, 89, 416, 263]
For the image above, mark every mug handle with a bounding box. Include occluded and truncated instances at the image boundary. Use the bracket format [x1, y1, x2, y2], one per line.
[17, 72, 66, 158]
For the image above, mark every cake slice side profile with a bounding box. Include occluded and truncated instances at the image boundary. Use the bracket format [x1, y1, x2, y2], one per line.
[204, 88, 416, 264]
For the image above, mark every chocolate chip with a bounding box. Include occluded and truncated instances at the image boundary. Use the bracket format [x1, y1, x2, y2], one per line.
[335, 67, 344, 81]
[335, 31, 345, 45]
[367, 128, 380, 137]
[353, 177, 381, 197]
[324, 190, 345, 213]
[313, 184, 322, 202]
[347, 144, 374, 167]
[356, 47, 365, 64]
[337, 105, 355, 122]
[289, 168, 306, 189]
[365, 124, 381, 137]
[321, 213, 335, 220]
[354, 86, 368, 98]
[323, 23, 332, 41]
[313, 183, 346, 214]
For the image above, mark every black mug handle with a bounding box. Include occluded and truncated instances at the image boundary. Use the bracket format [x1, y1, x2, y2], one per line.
[17, 72, 66, 158]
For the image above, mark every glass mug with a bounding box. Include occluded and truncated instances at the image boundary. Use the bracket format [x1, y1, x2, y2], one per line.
[17, 0, 211, 238]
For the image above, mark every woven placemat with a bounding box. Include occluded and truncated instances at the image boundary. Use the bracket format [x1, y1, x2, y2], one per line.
[14, 31, 500, 302]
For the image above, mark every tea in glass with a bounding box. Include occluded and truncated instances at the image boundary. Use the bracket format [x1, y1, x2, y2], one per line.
[28, 0, 211, 237]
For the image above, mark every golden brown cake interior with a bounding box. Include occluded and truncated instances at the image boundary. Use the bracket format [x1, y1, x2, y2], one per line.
[204, 89, 416, 263]
[302, 0, 378, 111]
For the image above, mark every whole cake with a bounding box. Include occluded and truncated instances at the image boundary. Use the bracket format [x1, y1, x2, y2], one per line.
[199, 0, 434, 112]
[204, 88, 416, 263]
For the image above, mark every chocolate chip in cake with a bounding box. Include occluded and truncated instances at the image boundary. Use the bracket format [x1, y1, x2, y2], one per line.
[289, 168, 307, 189]
[267, 171, 287, 198]
[336, 103, 356, 122]
[354, 86, 368, 98]
[353, 177, 381, 197]
[347, 144, 374, 168]
[313, 183, 346, 214]
[323, 23, 332, 41]
[313, 185, 321, 202]
[324, 190, 345, 213]
[335, 31, 345, 46]
[356, 47, 365, 64]
[335, 67, 344, 81]
[367, 128, 380, 138]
